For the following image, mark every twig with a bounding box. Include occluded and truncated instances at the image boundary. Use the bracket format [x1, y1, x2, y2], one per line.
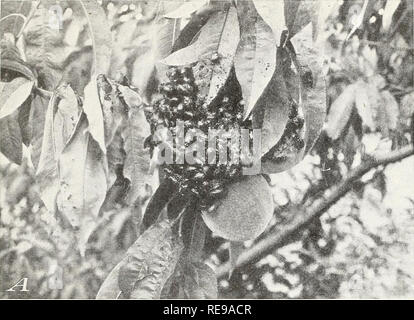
[216, 145, 414, 278]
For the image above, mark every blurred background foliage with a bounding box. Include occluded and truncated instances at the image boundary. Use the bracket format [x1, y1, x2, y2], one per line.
[1, 0, 414, 299]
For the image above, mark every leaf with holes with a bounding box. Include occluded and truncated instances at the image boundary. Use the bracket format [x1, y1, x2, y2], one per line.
[122, 106, 152, 207]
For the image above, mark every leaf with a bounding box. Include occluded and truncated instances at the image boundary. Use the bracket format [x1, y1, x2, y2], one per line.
[378, 90, 399, 136]
[382, 0, 401, 31]
[252, 0, 286, 46]
[0, 111, 23, 164]
[73, 0, 113, 75]
[181, 208, 207, 259]
[96, 262, 124, 299]
[56, 116, 107, 252]
[164, 0, 207, 19]
[0, 77, 34, 119]
[23, 1, 70, 90]
[35, 90, 107, 254]
[162, 3, 240, 104]
[400, 92, 414, 129]
[284, 0, 317, 40]
[83, 77, 107, 153]
[325, 84, 355, 140]
[122, 106, 152, 206]
[355, 82, 376, 131]
[117, 220, 184, 299]
[252, 47, 291, 156]
[234, 0, 277, 120]
[182, 260, 217, 299]
[143, 179, 177, 229]
[229, 241, 244, 279]
[153, 1, 184, 61]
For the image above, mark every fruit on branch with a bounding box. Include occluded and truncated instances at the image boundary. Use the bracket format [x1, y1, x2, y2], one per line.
[201, 175, 273, 242]
[148, 65, 251, 210]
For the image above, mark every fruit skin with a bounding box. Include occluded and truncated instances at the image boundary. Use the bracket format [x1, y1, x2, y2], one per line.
[201, 175, 274, 241]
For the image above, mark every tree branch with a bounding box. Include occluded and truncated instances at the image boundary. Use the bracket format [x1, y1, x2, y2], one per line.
[216, 145, 414, 279]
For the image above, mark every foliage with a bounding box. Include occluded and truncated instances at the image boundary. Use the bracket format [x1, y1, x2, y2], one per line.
[0, 0, 413, 299]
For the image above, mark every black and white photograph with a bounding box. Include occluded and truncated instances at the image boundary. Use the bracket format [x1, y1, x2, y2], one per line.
[0, 0, 413, 304]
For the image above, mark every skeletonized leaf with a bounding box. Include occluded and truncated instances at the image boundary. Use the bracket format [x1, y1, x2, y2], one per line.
[164, 0, 207, 19]
[0, 111, 23, 164]
[0, 77, 34, 119]
[118, 220, 184, 299]
[325, 84, 355, 140]
[252, 0, 286, 46]
[234, 0, 277, 120]
[162, 3, 240, 104]
[182, 260, 217, 299]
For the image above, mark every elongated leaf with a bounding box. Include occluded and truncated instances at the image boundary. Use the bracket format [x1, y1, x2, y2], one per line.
[355, 81, 376, 131]
[122, 106, 152, 206]
[182, 260, 217, 299]
[202, 176, 273, 241]
[0, 111, 23, 164]
[284, 0, 316, 40]
[83, 77, 106, 153]
[234, 0, 277, 120]
[96, 262, 124, 299]
[35, 89, 107, 254]
[252, 47, 291, 156]
[153, 1, 184, 61]
[291, 24, 327, 152]
[0, 77, 34, 119]
[378, 90, 399, 136]
[162, 3, 240, 104]
[28, 88, 51, 169]
[143, 179, 177, 229]
[229, 241, 244, 279]
[253, 0, 286, 46]
[118, 220, 184, 299]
